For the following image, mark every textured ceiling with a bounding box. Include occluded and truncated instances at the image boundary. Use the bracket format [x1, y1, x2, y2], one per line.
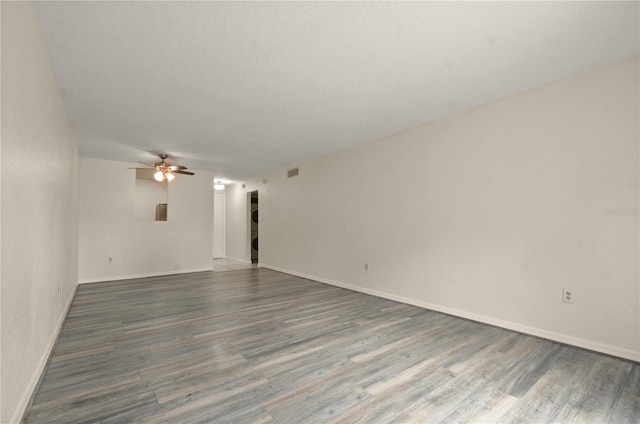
[34, 1, 639, 181]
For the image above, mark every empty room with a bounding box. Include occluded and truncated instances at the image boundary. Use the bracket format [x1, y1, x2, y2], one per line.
[1, 1, 639, 423]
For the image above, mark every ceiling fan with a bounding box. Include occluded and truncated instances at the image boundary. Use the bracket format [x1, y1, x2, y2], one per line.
[136, 154, 194, 182]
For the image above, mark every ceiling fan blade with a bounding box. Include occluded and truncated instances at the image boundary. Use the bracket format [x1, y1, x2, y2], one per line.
[173, 170, 195, 175]
[169, 165, 187, 170]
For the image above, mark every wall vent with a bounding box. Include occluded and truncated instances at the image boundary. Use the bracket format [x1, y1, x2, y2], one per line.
[287, 167, 299, 178]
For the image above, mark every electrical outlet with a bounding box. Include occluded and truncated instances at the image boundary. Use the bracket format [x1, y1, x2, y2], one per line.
[364, 263, 369, 271]
[108, 257, 113, 263]
[562, 288, 574, 303]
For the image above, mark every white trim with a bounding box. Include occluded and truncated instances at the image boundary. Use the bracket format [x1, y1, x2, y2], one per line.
[79, 267, 213, 284]
[262, 264, 640, 362]
[13, 284, 78, 424]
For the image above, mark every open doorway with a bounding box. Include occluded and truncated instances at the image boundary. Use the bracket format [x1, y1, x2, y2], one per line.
[249, 191, 259, 264]
[213, 192, 225, 258]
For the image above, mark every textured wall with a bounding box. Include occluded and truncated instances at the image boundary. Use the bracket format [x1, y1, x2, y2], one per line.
[78, 158, 214, 282]
[1, 2, 79, 422]
[228, 58, 639, 360]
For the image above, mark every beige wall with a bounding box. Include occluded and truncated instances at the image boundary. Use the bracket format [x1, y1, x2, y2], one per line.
[1, 2, 80, 422]
[228, 57, 640, 360]
[78, 158, 215, 282]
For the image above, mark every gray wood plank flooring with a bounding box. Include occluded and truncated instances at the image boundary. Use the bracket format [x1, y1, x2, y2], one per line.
[25, 268, 639, 423]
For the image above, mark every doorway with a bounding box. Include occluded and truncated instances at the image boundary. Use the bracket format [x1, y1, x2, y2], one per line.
[249, 191, 259, 264]
[213, 192, 226, 258]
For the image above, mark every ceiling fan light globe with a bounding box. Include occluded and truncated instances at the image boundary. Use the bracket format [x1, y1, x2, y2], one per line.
[165, 172, 175, 182]
[154, 171, 164, 182]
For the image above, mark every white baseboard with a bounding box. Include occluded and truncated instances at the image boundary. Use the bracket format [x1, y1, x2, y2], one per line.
[262, 264, 640, 363]
[79, 267, 213, 284]
[13, 284, 78, 424]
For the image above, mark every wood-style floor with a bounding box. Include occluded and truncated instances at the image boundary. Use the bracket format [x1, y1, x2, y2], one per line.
[212, 258, 257, 272]
[26, 268, 639, 423]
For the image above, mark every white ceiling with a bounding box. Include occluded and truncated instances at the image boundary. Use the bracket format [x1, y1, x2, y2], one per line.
[34, 1, 639, 181]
